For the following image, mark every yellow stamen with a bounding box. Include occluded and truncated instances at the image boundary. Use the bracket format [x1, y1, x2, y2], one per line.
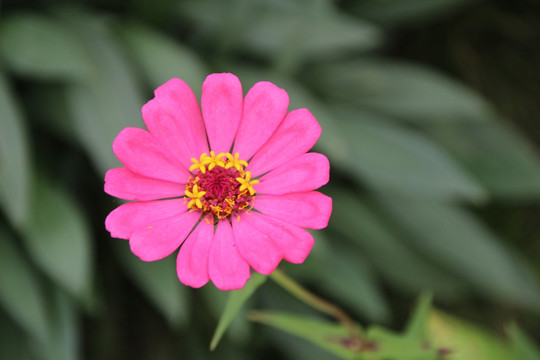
[189, 153, 209, 174]
[236, 171, 259, 196]
[206, 151, 226, 170]
[185, 184, 206, 209]
[225, 152, 248, 172]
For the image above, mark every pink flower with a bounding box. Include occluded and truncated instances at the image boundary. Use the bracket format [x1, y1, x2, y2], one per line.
[104, 73, 332, 290]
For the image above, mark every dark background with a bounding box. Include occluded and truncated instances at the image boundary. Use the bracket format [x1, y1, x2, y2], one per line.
[0, 0, 539, 359]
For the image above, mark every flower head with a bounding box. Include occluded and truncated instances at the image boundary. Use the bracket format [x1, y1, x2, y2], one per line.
[105, 73, 332, 290]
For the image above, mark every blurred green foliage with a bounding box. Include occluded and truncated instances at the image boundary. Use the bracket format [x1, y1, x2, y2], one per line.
[1, 0, 540, 359]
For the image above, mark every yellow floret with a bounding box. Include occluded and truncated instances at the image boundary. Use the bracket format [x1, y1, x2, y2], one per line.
[185, 184, 206, 209]
[236, 171, 259, 196]
[189, 153, 209, 174]
[225, 152, 248, 172]
[206, 151, 226, 170]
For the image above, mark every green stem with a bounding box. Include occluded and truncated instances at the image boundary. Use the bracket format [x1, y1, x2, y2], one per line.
[269, 269, 367, 351]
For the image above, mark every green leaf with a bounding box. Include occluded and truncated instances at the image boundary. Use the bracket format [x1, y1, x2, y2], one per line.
[330, 108, 486, 201]
[61, 10, 145, 174]
[23, 84, 75, 141]
[37, 289, 79, 360]
[236, 0, 382, 72]
[351, 0, 477, 26]
[427, 310, 513, 360]
[269, 327, 344, 360]
[377, 195, 540, 309]
[248, 311, 358, 359]
[119, 22, 208, 93]
[180, 0, 381, 67]
[312, 245, 390, 323]
[210, 273, 267, 350]
[67, 84, 125, 173]
[405, 292, 433, 342]
[427, 121, 540, 200]
[21, 175, 92, 301]
[0, 226, 49, 343]
[507, 324, 540, 360]
[0, 72, 30, 228]
[308, 58, 495, 123]
[329, 188, 468, 298]
[0, 310, 32, 360]
[113, 241, 188, 327]
[250, 311, 437, 360]
[366, 326, 437, 360]
[201, 284, 250, 344]
[0, 13, 91, 79]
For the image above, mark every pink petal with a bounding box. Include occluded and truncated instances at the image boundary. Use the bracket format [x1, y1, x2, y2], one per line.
[144, 78, 208, 166]
[105, 199, 186, 239]
[201, 73, 243, 154]
[177, 217, 214, 288]
[105, 167, 185, 201]
[130, 210, 200, 261]
[256, 153, 330, 195]
[209, 220, 250, 290]
[233, 81, 289, 160]
[243, 212, 314, 264]
[142, 100, 194, 170]
[247, 108, 321, 177]
[254, 192, 332, 230]
[112, 127, 190, 183]
[232, 217, 282, 275]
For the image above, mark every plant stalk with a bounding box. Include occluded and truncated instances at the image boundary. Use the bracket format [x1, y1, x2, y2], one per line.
[269, 269, 368, 351]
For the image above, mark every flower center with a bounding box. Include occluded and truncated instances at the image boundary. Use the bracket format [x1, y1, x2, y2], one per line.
[184, 152, 259, 220]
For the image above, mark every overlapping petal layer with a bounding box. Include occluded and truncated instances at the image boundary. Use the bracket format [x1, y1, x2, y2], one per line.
[233, 81, 289, 160]
[232, 218, 283, 275]
[113, 127, 190, 183]
[247, 108, 321, 177]
[177, 219, 214, 288]
[254, 192, 332, 230]
[201, 73, 243, 154]
[142, 100, 193, 171]
[130, 210, 200, 261]
[105, 167, 185, 201]
[209, 220, 251, 290]
[152, 78, 209, 158]
[242, 212, 314, 264]
[256, 153, 330, 195]
[105, 199, 186, 239]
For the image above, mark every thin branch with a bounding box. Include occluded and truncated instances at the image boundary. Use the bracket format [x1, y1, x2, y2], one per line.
[270, 269, 368, 352]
